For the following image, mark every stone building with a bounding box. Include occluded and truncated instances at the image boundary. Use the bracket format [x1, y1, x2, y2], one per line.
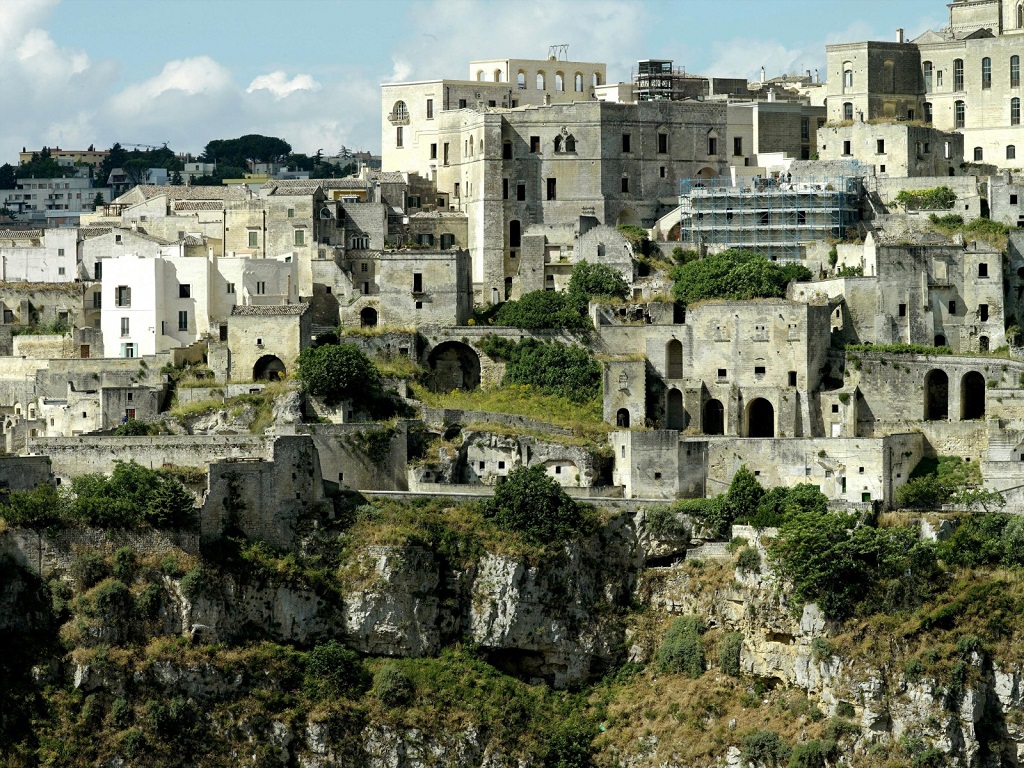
[818, 120, 966, 177]
[989, 171, 1024, 227]
[825, 0, 1023, 169]
[225, 303, 311, 382]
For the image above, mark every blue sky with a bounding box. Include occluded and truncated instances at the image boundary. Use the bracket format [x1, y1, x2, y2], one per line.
[0, 0, 947, 164]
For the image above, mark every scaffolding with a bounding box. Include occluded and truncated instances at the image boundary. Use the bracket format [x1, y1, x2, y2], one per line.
[677, 174, 862, 262]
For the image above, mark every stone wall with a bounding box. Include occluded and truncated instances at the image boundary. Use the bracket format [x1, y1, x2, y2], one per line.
[0, 455, 52, 491]
[302, 422, 409, 493]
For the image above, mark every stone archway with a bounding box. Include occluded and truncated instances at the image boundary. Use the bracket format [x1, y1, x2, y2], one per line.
[695, 166, 718, 180]
[427, 341, 481, 392]
[746, 398, 775, 437]
[253, 355, 286, 381]
[961, 371, 986, 420]
[666, 340, 683, 379]
[616, 208, 642, 228]
[703, 398, 724, 435]
[360, 307, 378, 327]
[616, 408, 630, 428]
[925, 369, 949, 421]
[666, 388, 687, 430]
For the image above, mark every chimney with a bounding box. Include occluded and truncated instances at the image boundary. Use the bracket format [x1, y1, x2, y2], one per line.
[760, 66, 766, 83]
[896, 28, 904, 43]
[805, 69, 811, 80]
[815, 69, 820, 84]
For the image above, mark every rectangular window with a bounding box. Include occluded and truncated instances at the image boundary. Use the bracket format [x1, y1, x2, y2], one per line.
[430, 143, 437, 160]
[788, 371, 797, 386]
[454, 182, 460, 198]
[546, 178, 556, 200]
[982, 57, 991, 89]
[955, 101, 965, 128]
[458, 98, 467, 108]
[256, 281, 266, 295]
[754, 366, 766, 376]
[227, 282, 235, 294]
[502, 178, 508, 199]
[248, 230, 258, 247]
[980, 304, 989, 321]
[621, 176, 629, 193]
[979, 262, 988, 278]
[622, 133, 631, 152]
[658, 132, 668, 153]
[717, 368, 727, 378]
[843, 140, 852, 155]
[178, 310, 188, 331]
[413, 273, 423, 292]
[58, 267, 65, 275]
[936, 70, 943, 87]
[899, 303, 907, 317]
[801, 118, 809, 140]
[115, 285, 130, 307]
[396, 126, 403, 147]
[503, 141, 512, 159]
[707, 136, 718, 155]
[94, 262, 102, 279]
[57, 248, 64, 256]
[121, 343, 135, 358]
[120, 317, 129, 337]
[287, 207, 294, 218]
[954, 59, 964, 91]
[660, 166, 666, 178]
[530, 136, 540, 153]
[179, 284, 191, 298]
[407, 195, 420, 208]
[949, 300, 957, 315]
[876, 139, 885, 154]
[1012, 56, 1020, 88]
[443, 143, 450, 165]
[426, 98, 433, 119]
[516, 182, 526, 201]
[360, 262, 368, 273]
[294, 229, 304, 246]
[733, 136, 743, 156]
[93, 292, 101, 308]
[797, 210, 807, 225]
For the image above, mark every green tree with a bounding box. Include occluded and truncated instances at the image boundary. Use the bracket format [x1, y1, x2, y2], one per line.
[484, 465, 587, 545]
[0, 163, 16, 190]
[68, 461, 195, 529]
[480, 336, 601, 403]
[567, 261, 629, 302]
[493, 290, 592, 331]
[202, 135, 291, 169]
[295, 343, 382, 405]
[727, 466, 764, 519]
[0, 483, 68, 528]
[669, 250, 811, 306]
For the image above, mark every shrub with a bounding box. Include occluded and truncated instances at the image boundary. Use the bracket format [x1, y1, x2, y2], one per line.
[0, 483, 68, 527]
[656, 615, 705, 678]
[719, 631, 743, 677]
[810, 637, 833, 662]
[484, 465, 587, 545]
[373, 663, 414, 707]
[112, 418, 159, 436]
[741, 730, 789, 767]
[304, 641, 369, 700]
[736, 546, 761, 574]
[479, 336, 601, 403]
[751, 484, 828, 528]
[787, 741, 834, 768]
[295, 343, 383, 405]
[72, 552, 110, 590]
[669, 249, 811, 307]
[111, 698, 133, 728]
[645, 505, 688, 539]
[112, 547, 137, 581]
[934, 513, 1009, 567]
[675, 496, 731, 539]
[567, 260, 629, 302]
[835, 701, 856, 718]
[180, 568, 206, 600]
[543, 714, 596, 768]
[493, 290, 592, 331]
[135, 583, 162, 619]
[895, 187, 957, 211]
[69, 461, 196, 530]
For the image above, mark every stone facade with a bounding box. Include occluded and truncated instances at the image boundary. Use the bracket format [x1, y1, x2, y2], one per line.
[226, 303, 311, 383]
[818, 121, 966, 177]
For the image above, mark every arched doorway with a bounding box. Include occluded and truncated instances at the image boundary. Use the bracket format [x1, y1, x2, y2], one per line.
[509, 219, 521, 248]
[666, 339, 683, 379]
[695, 167, 718, 180]
[979, 335, 989, 352]
[925, 370, 949, 421]
[616, 208, 642, 228]
[427, 341, 481, 392]
[253, 355, 286, 381]
[961, 371, 986, 420]
[360, 307, 378, 327]
[666, 388, 686, 430]
[746, 398, 775, 437]
[935, 334, 947, 347]
[703, 399, 724, 435]
[616, 408, 630, 428]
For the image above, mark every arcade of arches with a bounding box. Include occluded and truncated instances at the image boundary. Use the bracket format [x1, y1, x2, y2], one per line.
[924, 368, 987, 422]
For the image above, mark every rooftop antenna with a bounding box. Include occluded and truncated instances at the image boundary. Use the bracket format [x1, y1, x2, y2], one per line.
[548, 44, 569, 61]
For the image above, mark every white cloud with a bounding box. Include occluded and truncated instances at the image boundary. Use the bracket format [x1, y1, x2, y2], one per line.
[111, 56, 233, 115]
[247, 71, 322, 99]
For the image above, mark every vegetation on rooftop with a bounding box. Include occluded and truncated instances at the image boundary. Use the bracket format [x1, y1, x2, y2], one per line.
[478, 335, 601, 403]
[668, 249, 812, 307]
[893, 186, 957, 211]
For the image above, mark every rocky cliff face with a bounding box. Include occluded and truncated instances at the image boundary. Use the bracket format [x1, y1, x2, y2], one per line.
[1, 506, 1021, 767]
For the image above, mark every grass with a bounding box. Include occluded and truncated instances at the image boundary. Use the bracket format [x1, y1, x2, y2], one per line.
[339, 324, 417, 338]
[410, 383, 609, 442]
[927, 216, 1010, 252]
[372, 355, 424, 379]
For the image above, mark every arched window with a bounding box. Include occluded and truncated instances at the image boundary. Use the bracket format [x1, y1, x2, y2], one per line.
[616, 408, 630, 428]
[843, 102, 853, 120]
[1019, 2, 1024, 27]
[494, 69, 502, 82]
[536, 72, 545, 90]
[982, 57, 992, 89]
[392, 101, 408, 121]
[517, 71, 526, 89]
[955, 100, 966, 128]
[924, 101, 933, 123]
[553, 135, 562, 152]
[954, 59, 964, 91]
[1012, 97, 1021, 126]
[923, 61, 933, 92]
[565, 134, 576, 152]
[593, 72, 602, 87]
[974, 146, 983, 161]
[574, 73, 583, 92]
[476, 70, 484, 81]
[1012, 55, 1021, 88]
[1009, 145, 1017, 160]
[468, 135, 474, 156]
[842, 62, 853, 92]
[555, 72, 564, 91]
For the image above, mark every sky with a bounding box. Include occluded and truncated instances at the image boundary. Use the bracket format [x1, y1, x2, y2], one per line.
[0, 0, 948, 165]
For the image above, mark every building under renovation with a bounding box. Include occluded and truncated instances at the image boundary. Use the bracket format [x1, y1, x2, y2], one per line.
[677, 175, 862, 262]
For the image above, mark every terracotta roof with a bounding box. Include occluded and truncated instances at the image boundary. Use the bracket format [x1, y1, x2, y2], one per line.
[262, 180, 322, 196]
[180, 235, 205, 246]
[231, 303, 310, 316]
[173, 200, 226, 211]
[124, 185, 249, 201]
[366, 171, 407, 184]
[0, 229, 44, 239]
[78, 227, 113, 239]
